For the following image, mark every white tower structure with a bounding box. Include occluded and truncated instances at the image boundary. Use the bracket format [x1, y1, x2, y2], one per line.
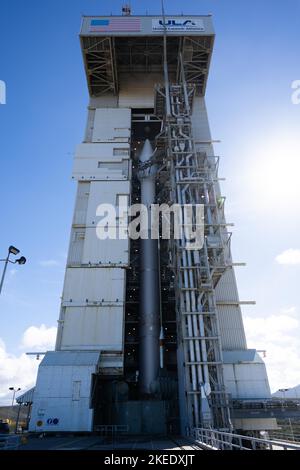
[29, 13, 276, 435]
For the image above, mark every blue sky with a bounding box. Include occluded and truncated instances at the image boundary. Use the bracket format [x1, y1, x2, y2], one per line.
[0, 0, 300, 402]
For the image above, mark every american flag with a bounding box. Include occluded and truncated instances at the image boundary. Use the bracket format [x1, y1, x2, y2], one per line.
[90, 18, 141, 32]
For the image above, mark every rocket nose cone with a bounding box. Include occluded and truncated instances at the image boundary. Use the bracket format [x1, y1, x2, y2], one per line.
[139, 139, 153, 163]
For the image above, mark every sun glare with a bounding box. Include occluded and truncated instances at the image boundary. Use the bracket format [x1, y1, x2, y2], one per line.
[246, 134, 300, 211]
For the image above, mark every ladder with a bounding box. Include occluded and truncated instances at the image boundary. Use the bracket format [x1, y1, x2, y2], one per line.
[155, 77, 232, 430]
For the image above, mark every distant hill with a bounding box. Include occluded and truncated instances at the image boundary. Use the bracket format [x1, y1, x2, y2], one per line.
[0, 406, 28, 421]
[273, 385, 300, 399]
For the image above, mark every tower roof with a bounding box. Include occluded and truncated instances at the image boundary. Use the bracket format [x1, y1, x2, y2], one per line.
[80, 15, 215, 97]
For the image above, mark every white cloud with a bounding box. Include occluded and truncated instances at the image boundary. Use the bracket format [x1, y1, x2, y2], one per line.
[0, 325, 57, 405]
[39, 260, 60, 267]
[275, 249, 300, 265]
[20, 324, 57, 351]
[244, 309, 300, 392]
[282, 306, 297, 316]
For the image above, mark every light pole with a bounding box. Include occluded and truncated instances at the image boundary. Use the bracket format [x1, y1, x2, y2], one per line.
[9, 387, 21, 407]
[279, 388, 289, 406]
[0, 246, 26, 295]
[8, 387, 21, 429]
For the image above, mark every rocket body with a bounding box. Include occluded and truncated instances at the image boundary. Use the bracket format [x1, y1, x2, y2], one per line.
[138, 140, 160, 395]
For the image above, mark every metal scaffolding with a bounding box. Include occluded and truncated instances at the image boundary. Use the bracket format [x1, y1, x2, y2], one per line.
[154, 58, 232, 429]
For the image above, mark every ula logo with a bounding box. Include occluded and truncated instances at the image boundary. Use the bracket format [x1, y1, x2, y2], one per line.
[0, 80, 6, 105]
[159, 19, 196, 27]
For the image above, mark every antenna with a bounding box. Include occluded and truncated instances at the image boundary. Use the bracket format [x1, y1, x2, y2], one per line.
[122, 2, 131, 16]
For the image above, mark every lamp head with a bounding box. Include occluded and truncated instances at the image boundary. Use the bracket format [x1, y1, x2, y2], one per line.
[9, 246, 20, 256]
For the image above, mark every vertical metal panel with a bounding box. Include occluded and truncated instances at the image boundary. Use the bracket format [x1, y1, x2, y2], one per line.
[73, 158, 128, 181]
[73, 182, 90, 225]
[72, 381, 81, 401]
[84, 107, 95, 143]
[217, 306, 247, 350]
[60, 306, 124, 350]
[72, 143, 131, 181]
[82, 227, 129, 265]
[92, 108, 131, 142]
[85, 180, 130, 225]
[29, 352, 99, 432]
[62, 268, 125, 302]
[216, 269, 248, 350]
[75, 142, 130, 160]
[68, 228, 85, 265]
[223, 363, 271, 399]
[222, 364, 237, 398]
[191, 96, 212, 142]
[215, 268, 240, 301]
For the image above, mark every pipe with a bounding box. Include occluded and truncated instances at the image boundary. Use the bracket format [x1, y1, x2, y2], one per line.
[161, 0, 171, 118]
[138, 140, 160, 395]
[159, 326, 165, 369]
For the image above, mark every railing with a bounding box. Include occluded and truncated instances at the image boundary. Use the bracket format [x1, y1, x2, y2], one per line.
[269, 431, 300, 443]
[191, 428, 300, 451]
[94, 425, 129, 436]
[0, 434, 21, 450]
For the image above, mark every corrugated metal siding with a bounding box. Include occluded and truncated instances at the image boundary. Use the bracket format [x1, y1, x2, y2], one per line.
[223, 349, 257, 363]
[215, 268, 239, 301]
[68, 228, 85, 265]
[62, 267, 125, 302]
[84, 107, 96, 143]
[86, 181, 130, 224]
[41, 351, 101, 367]
[83, 228, 129, 264]
[73, 143, 130, 181]
[75, 142, 130, 159]
[216, 270, 247, 350]
[73, 158, 129, 181]
[16, 387, 35, 404]
[92, 108, 131, 142]
[192, 97, 212, 142]
[29, 351, 98, 432]
[60, 306, 124, 350]
[73, 182, 90, 225]
[223, 363, 271, 399]
[217, 306, 247, 350]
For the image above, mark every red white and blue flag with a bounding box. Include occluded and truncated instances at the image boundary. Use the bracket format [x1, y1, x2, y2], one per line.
[90, 18, 141, 32]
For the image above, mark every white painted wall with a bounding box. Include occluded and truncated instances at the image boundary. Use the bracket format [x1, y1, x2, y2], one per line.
[62, 268, 125, 302]
[60, 306, 124, 350]
[223, 362, 271, 399]
[55, 109, 132, 368]
[118, 73, 164, 108]
[29, 352, 100, 432]
[92, 108, 131, 142]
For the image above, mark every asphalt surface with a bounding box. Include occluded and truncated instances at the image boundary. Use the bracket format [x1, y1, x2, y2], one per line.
[14, 435, 201, 451]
